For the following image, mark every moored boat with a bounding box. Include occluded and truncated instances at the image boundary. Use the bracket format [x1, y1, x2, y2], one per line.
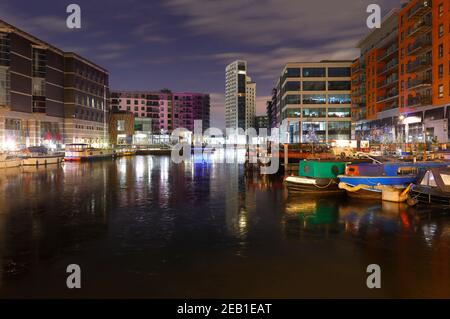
[114, 147, 136, 157]
[338, 161, 450, 200]
[408, 168, 450, 207]
[64, 143, 113, 161]
[285, 160, 347, 195]
[20, 146, 64, 166]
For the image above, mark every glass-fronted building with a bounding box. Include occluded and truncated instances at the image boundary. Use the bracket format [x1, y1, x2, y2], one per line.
[271, 61, 353, 143]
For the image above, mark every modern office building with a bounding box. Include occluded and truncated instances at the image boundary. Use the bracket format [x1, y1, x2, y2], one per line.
[225, 60, 256, 131]
[0, 18, 109, 149]
[353, 0, 450, 144]
[272, 61, 352, 143]
[110, 90, 210, 134]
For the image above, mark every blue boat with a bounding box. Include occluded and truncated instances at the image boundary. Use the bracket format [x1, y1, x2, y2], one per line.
[338, 161, 450, 200]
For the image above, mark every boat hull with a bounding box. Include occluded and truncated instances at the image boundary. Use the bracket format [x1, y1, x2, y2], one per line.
[285, 176, 345, 195]
[409, 185, 450, 207]
[65, 150, 113, 161]
[22, 156, 63, 166]
[0, 159, 22, 169]
[338, 175, 416, 200]
[338, 175, 417, 186]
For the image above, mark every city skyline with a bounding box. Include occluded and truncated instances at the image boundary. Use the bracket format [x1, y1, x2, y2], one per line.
[0, 0, 398, 129]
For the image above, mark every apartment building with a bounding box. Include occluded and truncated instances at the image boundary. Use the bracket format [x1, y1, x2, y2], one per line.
[225, 60, 256, 131]
[352, 9, 400, 143]
[110, 90, 210, 134]
[353, 0, 450, 144]
[271, 61, 352, 143]
[0, 18, 109, 149]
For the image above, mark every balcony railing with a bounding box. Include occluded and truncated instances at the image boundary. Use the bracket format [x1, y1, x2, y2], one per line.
[377, 76, 399, 89]
[408, 0, 432, 19]
[352, 63, 365, 74]
[407, 77, 432, 90]
[378, 60, 398, 75]
[377, 90, 399, 103]
[407, 36, 432, 55]
[377, 45, 398, 62]
[408, 95, 432, 107]
[407, 56, 432, 73]
[408, 19, 432, 38]
[352, 75, 365, 85]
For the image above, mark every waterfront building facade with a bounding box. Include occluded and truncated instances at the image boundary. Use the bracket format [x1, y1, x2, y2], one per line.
[110, 90, 210, 134]
[109, 111, 135, 146]
[271, 61, 352, 143]
[225, 60, 256, 131]
[0, 19, 109, 150]
[353, 0, 450, 144]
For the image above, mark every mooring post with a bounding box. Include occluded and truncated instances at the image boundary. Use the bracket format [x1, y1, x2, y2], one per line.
[284, 143, 288, 170]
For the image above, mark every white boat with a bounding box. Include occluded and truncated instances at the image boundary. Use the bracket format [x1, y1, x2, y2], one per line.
[0, 153, 22, 169]
[20, 146, 64, 166]
[64, 143, 113, 161]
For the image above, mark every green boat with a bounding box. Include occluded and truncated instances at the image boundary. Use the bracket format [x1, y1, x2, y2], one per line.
[285, 160, 347, 195]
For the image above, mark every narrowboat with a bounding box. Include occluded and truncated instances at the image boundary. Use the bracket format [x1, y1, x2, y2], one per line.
[64, 143, 113, 161]
[338, 162, 450, 200]
[285, 160, 347, 195]
[407, 167, 450, 207]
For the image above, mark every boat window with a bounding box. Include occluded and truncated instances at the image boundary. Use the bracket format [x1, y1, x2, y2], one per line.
[420, 171, 437, 186]
[398, 166, 418, 175]
[440, 173, 450, 186]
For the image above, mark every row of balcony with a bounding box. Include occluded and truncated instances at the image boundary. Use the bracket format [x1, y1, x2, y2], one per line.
[408, 95, 432, 107]
[378, 59, 398, 75]
[377, 75, 399, 89]
[407, 36, 432, 56]
[377, 89, 399, 103]
[407, 77, 432, 90]
[377, 45, 398, 62]
[408, 0, 432, 19]
[407, 56, 432, 73]
[407, 16, 432, 38]
[351, 63, 365, 74]
[352, 75, 365, 85]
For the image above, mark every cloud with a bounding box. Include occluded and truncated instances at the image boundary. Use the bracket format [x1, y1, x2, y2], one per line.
[98, 43, 132, 51]
[96, 51, 125, 61]
[163, 0, 395, 46]
[132, 22, 172, 43]
[204, 39, 358, 82]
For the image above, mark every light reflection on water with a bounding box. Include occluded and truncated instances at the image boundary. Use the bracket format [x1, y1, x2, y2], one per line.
[0, 153, 449, 298]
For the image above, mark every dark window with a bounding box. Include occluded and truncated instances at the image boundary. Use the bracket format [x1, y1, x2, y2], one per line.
[286, 68, 301, 77]
[284, 81, 301, 91]
[285, 94, 301, 104]
[303, 68, 326, 77]
[303, 81, 326, 91]
[328, 81, 351, 90]
[328, 67, 351, 77]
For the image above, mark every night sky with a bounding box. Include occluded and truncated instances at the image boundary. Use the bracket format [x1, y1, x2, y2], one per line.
[1, 0, 398, 129]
